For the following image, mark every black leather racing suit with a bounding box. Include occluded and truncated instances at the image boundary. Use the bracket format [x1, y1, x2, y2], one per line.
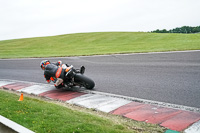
[44, 63, 65, 83]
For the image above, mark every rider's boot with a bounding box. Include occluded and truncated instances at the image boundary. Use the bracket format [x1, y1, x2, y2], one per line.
[80, 66, 85, 74]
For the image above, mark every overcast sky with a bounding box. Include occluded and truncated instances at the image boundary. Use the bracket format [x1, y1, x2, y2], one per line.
[0, 0, 200, 40]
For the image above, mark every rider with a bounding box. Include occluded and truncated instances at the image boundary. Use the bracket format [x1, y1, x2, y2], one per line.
[40, 60, 70, 89]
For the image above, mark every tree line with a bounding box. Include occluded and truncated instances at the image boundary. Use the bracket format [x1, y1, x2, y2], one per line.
[151, 26, 200, 34]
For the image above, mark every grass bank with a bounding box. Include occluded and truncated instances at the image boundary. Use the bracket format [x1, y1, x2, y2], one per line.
[0, 32, 200, 58]
[0, 89, 165, 133]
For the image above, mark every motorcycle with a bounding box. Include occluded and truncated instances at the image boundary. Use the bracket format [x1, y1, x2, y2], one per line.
[57, 65, 95, 90]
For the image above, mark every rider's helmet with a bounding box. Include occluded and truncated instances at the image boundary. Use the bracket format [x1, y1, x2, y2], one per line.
[40, 60, 50, 70]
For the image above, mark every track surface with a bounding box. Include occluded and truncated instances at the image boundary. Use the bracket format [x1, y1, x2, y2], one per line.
[0, 51, 200, 108]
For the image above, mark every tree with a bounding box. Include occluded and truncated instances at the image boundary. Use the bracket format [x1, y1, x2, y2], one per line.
[151, 26, 200, 34]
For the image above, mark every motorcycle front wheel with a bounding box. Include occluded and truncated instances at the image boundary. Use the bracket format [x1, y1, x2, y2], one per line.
[74, 74, 95, 89]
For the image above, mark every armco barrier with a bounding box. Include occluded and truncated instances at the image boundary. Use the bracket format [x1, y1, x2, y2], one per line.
[0, 115, 35, 133]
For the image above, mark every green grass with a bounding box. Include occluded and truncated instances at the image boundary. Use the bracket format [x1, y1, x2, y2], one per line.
[0, 32, 200, 58]
[0, 89, 165, 133]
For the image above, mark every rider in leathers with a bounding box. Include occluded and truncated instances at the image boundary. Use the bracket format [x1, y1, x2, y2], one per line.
[40, 60, 69, 88]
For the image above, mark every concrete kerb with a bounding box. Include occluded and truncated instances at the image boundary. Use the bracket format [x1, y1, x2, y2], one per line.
[82, 90, 200, 113]
[184, 120, 200, 133]
[1, 79, 199, 113]
[1, 79, 200, 133]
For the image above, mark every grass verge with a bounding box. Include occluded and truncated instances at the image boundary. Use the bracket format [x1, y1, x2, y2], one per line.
[0, 32, 200, 58]
[0, 89, 166, 133]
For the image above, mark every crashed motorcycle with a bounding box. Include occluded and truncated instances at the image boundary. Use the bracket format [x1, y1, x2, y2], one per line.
[54, 65, 95, 90]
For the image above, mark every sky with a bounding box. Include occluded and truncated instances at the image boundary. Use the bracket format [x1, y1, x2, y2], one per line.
[0, 0, 200, 40]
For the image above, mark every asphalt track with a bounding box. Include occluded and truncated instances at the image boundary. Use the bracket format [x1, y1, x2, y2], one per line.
[0, 50, 200, 108]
